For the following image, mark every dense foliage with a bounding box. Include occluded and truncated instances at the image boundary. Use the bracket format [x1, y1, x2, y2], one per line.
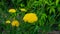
[0, 0, 60, 34]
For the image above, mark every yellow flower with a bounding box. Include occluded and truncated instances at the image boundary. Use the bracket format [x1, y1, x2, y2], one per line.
[11, 20, 19, 27]
[6, 20, 11, 24]
[9, 9, 16, 13]
[20, 8, 27, 12]
[23, 13, 38, 23]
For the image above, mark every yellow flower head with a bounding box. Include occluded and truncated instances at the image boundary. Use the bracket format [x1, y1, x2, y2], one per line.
[11, 20, 19, 27]
[9, 9, 16, 13]
[20, 8, 27, 12]
[6, 20, 11, 24]
[23, 13, 38, 23]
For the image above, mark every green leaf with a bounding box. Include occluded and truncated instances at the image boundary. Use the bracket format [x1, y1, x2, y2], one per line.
[57, 5, 60, 12]
[56, 0, 59, 6]
[41, 13, 47, 20]
[11, 0, 16, 3]
[17, 0, 22, 4]
[49, 6, 55, 14]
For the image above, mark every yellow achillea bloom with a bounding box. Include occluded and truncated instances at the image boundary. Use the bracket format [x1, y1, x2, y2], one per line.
[9, 9, 16, 13]
[20, 8, 27, 12]
[11, 20, 19, 27]
[23, 13, 38, 23]
[6, 20, 11, 24]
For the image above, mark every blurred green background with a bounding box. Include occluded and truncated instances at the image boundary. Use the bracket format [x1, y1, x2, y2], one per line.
[0, 0, 60, 34]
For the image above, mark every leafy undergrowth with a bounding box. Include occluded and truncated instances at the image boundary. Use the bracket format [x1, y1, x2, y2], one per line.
[0, 0, 60, 34]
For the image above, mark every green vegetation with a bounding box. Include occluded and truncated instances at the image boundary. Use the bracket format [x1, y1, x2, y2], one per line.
[0, 0, 60, 34]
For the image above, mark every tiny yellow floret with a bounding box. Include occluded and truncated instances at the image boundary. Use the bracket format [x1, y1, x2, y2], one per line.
[6, 20, 11, 24]
[23, 13, 38, 23]
[9, 9, 16, 13]
[20, 8, 27, 12]
[11, 20, 19, 27]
